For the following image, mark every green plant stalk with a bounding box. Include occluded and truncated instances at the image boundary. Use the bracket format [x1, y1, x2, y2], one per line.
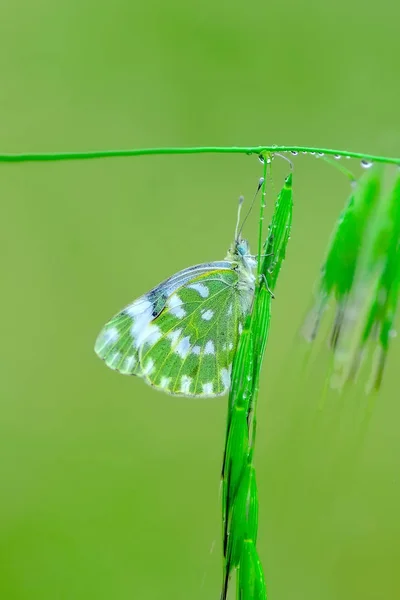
[0, 145, 399, 165]
[221, 168, 293, 600]
[303, 167, 383, 345]
[304, 165, 400, 392]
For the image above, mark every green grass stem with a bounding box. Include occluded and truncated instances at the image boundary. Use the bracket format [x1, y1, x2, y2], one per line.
[0, 145, 399, 166]
[221, 168, 293, 599]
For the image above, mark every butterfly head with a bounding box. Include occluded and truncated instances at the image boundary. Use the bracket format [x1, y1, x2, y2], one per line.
[226, 237, 257, 272]
[236, 238, 249, 257]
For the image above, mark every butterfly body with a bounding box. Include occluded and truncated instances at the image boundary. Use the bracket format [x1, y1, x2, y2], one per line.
[95, 238, 256, 397]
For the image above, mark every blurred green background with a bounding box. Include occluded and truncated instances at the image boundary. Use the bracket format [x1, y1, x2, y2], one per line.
[1, 1, 399, 598]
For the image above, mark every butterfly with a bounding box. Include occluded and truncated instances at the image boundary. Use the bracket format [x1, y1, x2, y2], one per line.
[94, 198, 259, 397]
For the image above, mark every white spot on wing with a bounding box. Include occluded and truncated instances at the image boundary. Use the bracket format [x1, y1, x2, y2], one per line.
[167, 329, 182, 347]
[201, 309, 214, 321]
[96, 327, 120, 355]
[227, 303, 233, 315]
[143, 358, 155, 375]
[202, 382, 213, 395]
[192, 345, 201, 355]
[128, 298, 162, 348]
[108, 351, 121, 367]
[167, 294, 186, 318]
[228, 342, 233, 350]
[220, 366, 231, 391]
[238, 323, 243, 335]
[188, 283, 209, 298]
[132, 322, 162, 348]
[121, 355, 136, 373]
[175, 336, 191, 358]
[160, 377, 171, 389]
[104, 327, 119, 345]
[126, 298, 152, 317]
[204, 340, 215, 355]
[180, 375, 192, 394]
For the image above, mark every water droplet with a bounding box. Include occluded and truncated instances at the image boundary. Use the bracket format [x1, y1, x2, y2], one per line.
[310, 151, 316, 155]
[334, 154, 341, 160]
[266, 156, 272, 164]
[290, 151, 298, 156]
[317, 152, 325, 157]
[361, 159, 373, 169]
[258, 154, 265, 163]
[345, 155, 351, 159]
[301, 151, 308, 154]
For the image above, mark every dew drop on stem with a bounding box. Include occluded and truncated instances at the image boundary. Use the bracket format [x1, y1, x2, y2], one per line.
[361, 159, 373, 169]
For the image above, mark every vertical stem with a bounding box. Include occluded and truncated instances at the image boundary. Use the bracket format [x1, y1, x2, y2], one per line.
[257, 155, 269, 276]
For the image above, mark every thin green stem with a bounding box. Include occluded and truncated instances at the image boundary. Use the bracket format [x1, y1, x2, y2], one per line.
[0, 145, 399, 165]
[257, 156, 269, 275]
[322, 155, 356, 183]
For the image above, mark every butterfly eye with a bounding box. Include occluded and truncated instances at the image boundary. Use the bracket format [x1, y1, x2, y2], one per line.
[237, 241, 248, 256]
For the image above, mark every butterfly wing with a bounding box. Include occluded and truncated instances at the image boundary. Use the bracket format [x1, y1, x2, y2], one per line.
[141, 269, 244, 396]
[95, 261, 251, 397]
[94, 293, 154, 376]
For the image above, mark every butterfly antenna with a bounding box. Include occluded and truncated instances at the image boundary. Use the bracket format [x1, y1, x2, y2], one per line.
[236, 177, 264, 239]
[234, 195, 245, 240]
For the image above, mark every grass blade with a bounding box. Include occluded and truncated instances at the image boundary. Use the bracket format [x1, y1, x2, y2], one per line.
[221, 170, 293, 599]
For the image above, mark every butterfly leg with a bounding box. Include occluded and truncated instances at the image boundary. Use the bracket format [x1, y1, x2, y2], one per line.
[246, 252, 274, 259]
[258, 273, 275, 298]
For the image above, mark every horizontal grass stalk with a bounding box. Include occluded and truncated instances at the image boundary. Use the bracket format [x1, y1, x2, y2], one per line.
[221, 168, 293, 599]
[0, 145, 400, 167]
